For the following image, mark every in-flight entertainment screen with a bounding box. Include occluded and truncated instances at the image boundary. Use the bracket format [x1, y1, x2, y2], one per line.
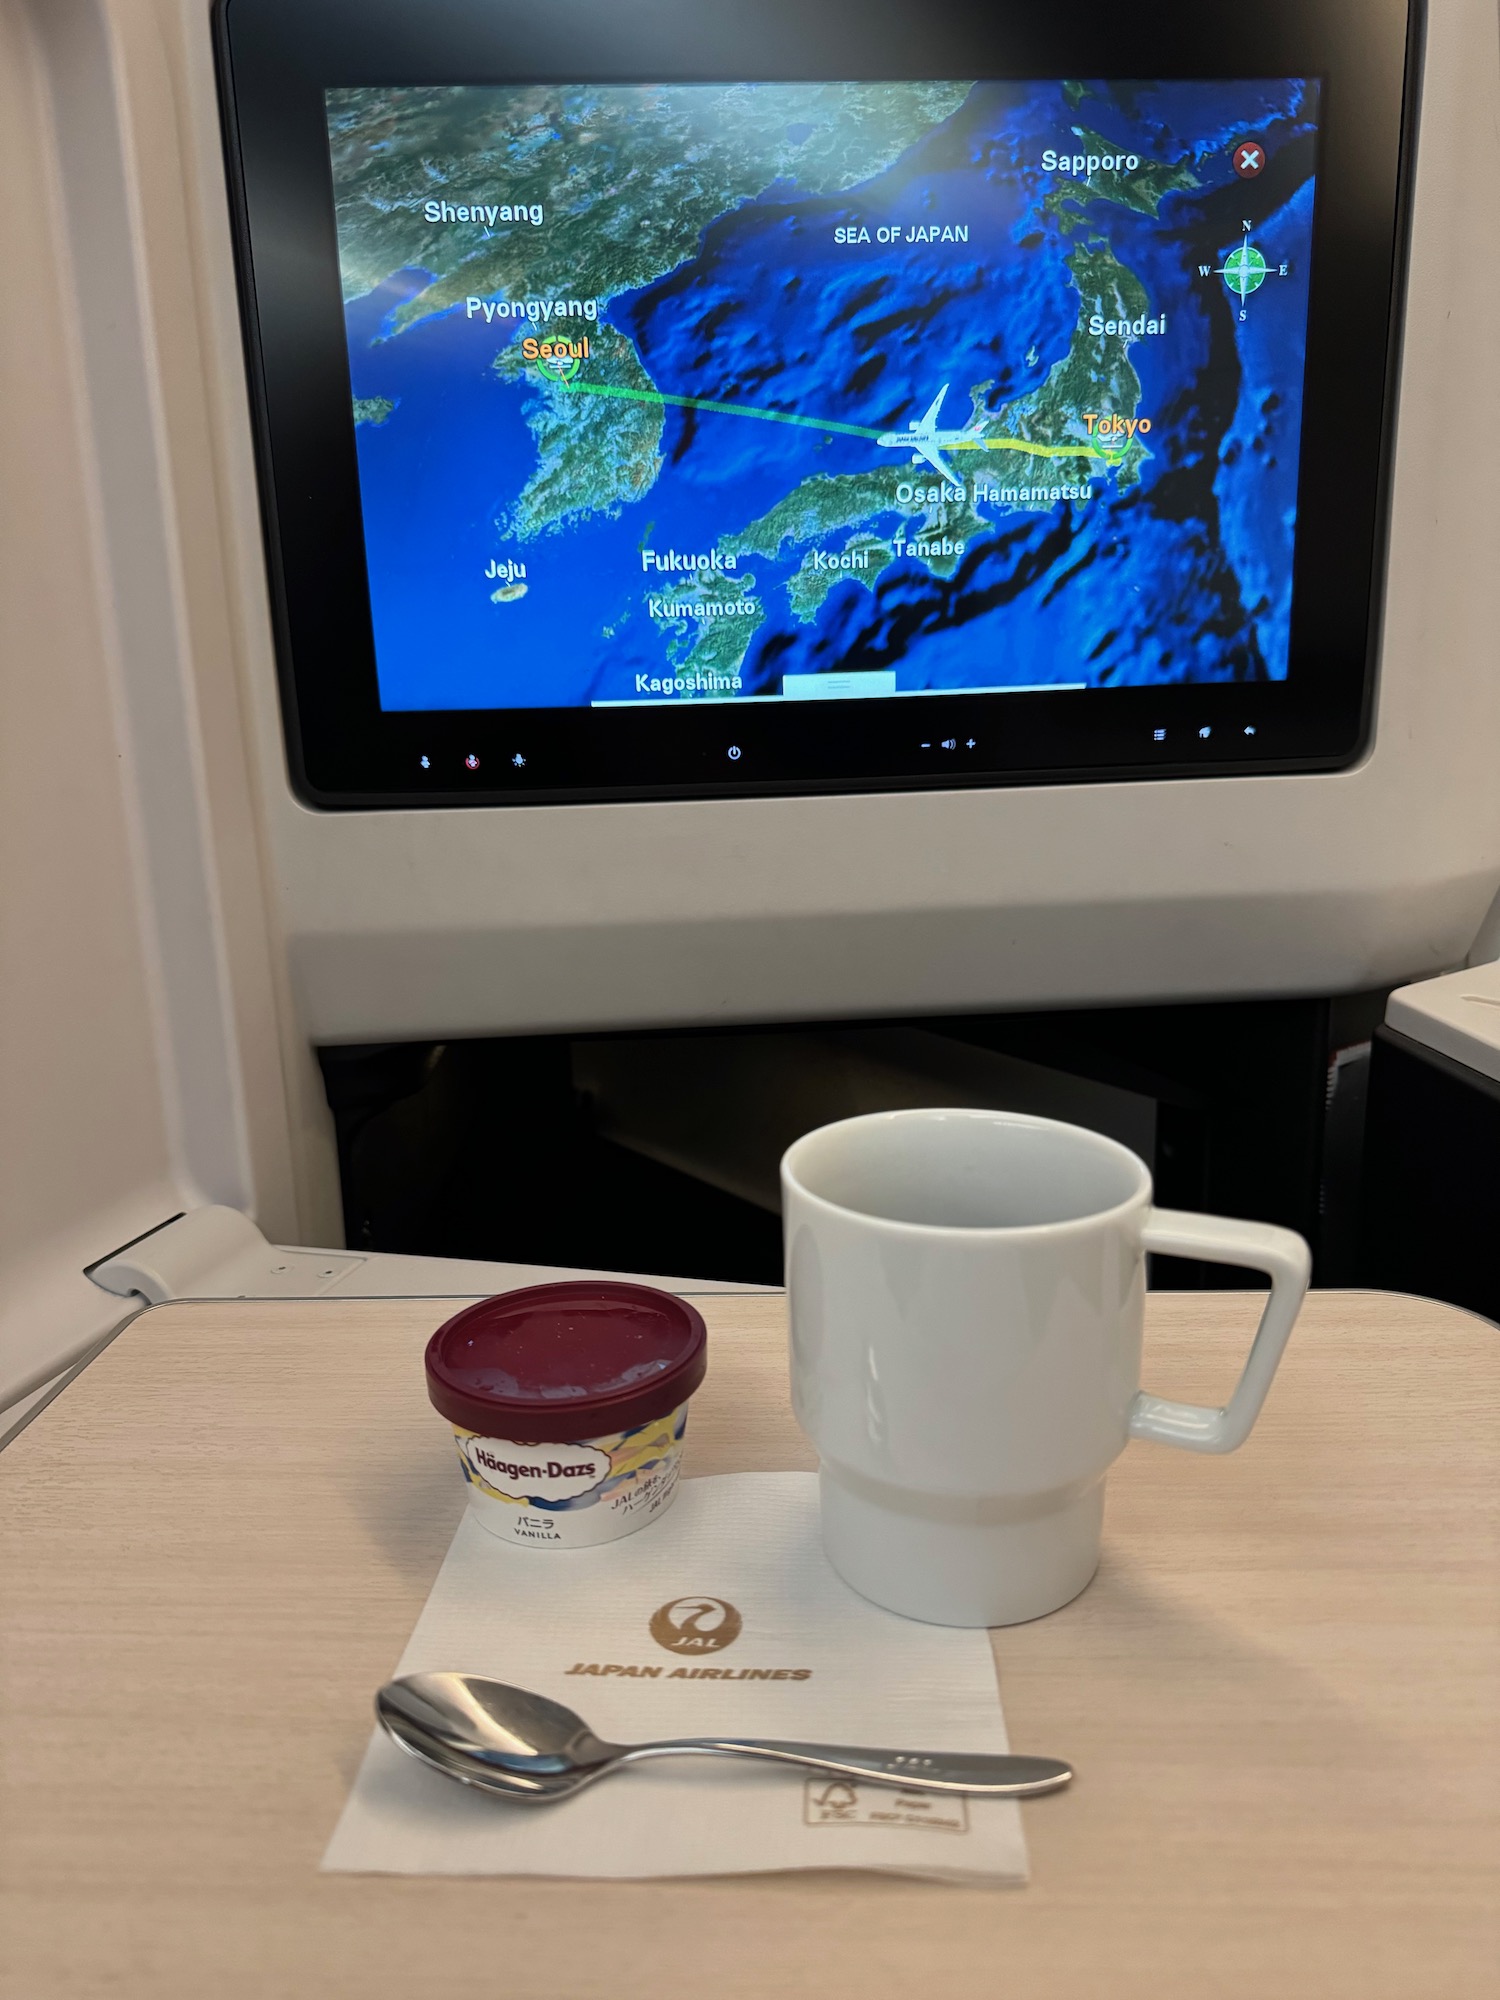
[219, 0, 1414, 804]
[326, 79, 1319, 714]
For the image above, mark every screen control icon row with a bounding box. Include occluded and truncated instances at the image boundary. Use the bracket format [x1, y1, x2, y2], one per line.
[1151, 725, 1260, 746]
[419, 752, 528, 773]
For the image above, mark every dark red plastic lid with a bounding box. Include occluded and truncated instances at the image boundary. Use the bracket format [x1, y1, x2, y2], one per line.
[424, 1281, 708, 1443]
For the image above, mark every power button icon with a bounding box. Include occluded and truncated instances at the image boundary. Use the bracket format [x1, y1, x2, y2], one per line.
[727, 745, 742, 761]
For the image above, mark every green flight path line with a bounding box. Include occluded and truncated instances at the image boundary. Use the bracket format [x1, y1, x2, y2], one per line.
[557, 376, 1129, 466]
[561, 375, 884, 439]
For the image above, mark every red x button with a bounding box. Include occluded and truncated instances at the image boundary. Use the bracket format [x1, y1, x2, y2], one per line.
[1233, 140, 1266, 178]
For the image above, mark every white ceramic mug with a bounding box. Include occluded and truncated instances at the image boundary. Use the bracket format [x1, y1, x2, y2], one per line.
[782, 1108, 1311, 1627]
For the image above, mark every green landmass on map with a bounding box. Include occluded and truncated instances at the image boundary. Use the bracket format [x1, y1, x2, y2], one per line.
[726, 470, 893, 567]
[990, 240, 1152, 490]
[1043, 129, 1199, 223]
[651, 569, 765, 681]
[492, 325, 664, 538]
[787, 536, 893, 623]
[352, 395, 395, 426]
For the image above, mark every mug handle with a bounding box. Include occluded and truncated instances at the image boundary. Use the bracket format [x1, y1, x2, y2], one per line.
[1128, 1210, 1312, 1454]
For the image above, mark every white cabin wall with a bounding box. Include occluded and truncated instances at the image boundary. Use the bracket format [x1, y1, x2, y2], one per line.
[0, 0, 338, 1407]
[78, 0, 341, 1245]
[1, 0, 185, 1404]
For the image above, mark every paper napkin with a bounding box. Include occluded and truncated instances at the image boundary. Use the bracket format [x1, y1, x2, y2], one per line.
[323, 1471, 1028, 1884]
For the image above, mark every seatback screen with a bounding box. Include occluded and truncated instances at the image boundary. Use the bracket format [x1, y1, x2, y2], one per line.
[325, 79, 1319, 715]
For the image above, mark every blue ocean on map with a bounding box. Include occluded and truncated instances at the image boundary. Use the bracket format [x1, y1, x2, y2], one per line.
[340, 78, 1320, 711]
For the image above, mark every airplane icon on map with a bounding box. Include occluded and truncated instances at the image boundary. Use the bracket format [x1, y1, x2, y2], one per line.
[875, 384, 980, 482]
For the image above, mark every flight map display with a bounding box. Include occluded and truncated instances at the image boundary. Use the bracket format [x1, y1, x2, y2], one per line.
[326, 79, 1320, 713]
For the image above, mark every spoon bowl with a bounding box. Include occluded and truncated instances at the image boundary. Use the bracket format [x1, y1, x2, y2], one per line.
[375, 1671, 1072, 1805]
[377, 1673, 617, 1800]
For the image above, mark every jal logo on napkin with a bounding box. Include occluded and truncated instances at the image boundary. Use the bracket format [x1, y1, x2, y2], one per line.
[649, 1594, 742, 1652]
[564, 1592, 811, 1680]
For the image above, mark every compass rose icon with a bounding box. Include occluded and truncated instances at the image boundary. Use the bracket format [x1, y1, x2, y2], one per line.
[1204, 225, 1289, 320]
[1220, 241, 1268, 298]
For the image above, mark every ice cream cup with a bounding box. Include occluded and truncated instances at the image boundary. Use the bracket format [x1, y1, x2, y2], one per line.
[424, 1281, 707, 1549]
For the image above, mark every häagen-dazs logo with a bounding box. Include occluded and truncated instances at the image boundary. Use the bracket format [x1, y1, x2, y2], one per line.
[461, 1435, 611, 1503]
[649, 1596, 743, 1654]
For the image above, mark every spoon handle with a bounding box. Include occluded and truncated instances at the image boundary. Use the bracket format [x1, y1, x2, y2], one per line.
[621, 1738, 1071, 1797]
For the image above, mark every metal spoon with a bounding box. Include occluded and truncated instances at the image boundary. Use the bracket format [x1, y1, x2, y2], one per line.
[375, 1671, 1073, 1804]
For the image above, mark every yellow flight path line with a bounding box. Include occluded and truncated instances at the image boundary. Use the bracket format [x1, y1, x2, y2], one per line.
[947, 435, 1128, 464]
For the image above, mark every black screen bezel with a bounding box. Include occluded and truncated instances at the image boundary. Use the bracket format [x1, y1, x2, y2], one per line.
[214, 0, 1421, 810]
